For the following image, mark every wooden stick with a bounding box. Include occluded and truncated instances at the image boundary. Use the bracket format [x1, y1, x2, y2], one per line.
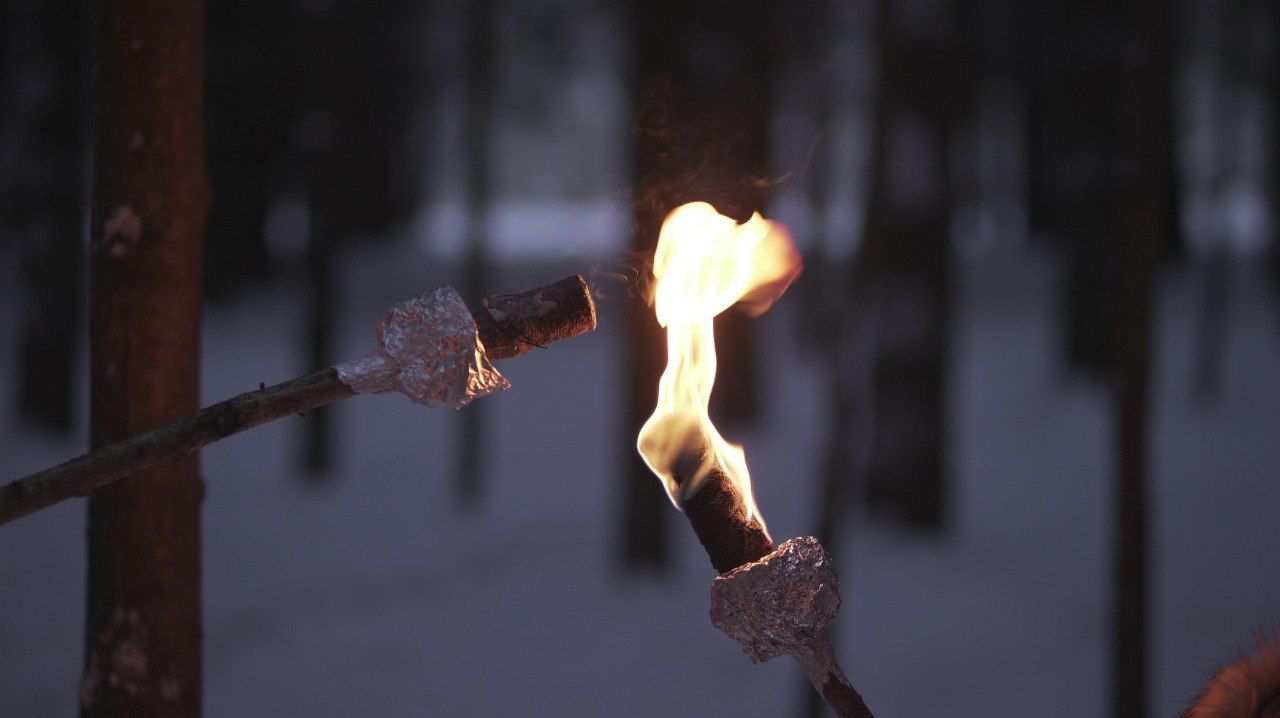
[673, 449, 775, 574]
[674, 443, 875, 717]
[0, 275, 596, 526]
[793, 636, 877, 718]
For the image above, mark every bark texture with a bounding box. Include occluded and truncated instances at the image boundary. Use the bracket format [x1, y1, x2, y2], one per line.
[81, 0, 211, 715]
[470, 275, 597, 360]
[679, 466, 775, 575]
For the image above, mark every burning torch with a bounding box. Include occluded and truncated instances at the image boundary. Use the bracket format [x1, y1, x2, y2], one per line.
[636, 203, 876, 718]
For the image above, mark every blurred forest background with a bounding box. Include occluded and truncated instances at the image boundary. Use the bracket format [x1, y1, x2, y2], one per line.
[1, 0, 1279, 716]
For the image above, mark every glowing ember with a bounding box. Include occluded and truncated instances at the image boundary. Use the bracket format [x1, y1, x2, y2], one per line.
[636, 201, 802, 525]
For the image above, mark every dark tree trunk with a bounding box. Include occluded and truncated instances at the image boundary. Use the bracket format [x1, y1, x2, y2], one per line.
[623, 298, 669, 569]
[203, 0, 295, 299]
[296, 1, 351, 479]
[791, 2, 835, 354]
[1044, 0, 1124, 376]
[81, 0, 210, 715]
[457, 0, 494, 507]
[1271, 1, 1280, 302]
[305, 0, 418, 238]
[794, 97, 836, 355]
[805, 300, 879, 718]
[1150, 8, 1182, 263]
[858, 0, 969, 530]
[710, 310, 760, 425]
[14, 0, 92, 433]
[1025, 0, 1051, 239]
[1112, 0, 1168, 713]
[294, 0, 428, 478]
[302, 196, 335, 476]
[797, 4, 857, 714]
[1193, 245, 1229, 402]
[623, 0, 781, 569]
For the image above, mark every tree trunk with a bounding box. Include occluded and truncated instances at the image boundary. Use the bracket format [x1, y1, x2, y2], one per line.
[81, 0, 210, 715]
[794, 94, 836, 355]
[1025, 0, 1051, 239]
[302, 193, 335, 476]
[15, 0, 92, 433]
[297, 1, 350, 479]
[1271, 1, 1280, 302]
[203, 0, 295, 299]
[859, 0, 968, 530]
[1112, 1, 1167, 714]
[457, 0, 493, 507]
[1046, 0, 1124, 376]
[623, 0, 780, 569]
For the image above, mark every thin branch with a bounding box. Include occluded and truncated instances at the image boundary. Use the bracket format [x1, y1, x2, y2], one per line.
[793, 637, 876, 718]
[1, 275, 596, 526]
[1, 370, 350, 525]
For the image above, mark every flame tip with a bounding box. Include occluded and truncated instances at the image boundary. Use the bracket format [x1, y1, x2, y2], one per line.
[636, 202, 800, 526]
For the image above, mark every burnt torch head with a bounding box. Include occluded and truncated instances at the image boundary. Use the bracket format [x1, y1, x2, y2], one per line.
[471, 274, 597, 360]
[670, 428, 775, 574]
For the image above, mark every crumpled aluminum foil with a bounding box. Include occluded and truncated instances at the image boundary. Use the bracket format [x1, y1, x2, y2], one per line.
[709, 536, 841, 664]
[334, 286, 509, 409]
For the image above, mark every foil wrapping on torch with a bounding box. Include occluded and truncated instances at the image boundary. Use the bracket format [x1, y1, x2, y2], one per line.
[709, 536, 841, 664]
[625, 201, 872, 716]
[0, 275, 597, 527]
[332, 275, 597, 408]
[711, 537, 876, 718]
[334, 286, 510, 409]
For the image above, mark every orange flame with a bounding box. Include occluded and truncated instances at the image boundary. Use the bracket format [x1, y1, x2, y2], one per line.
[636, 201, 802, 525]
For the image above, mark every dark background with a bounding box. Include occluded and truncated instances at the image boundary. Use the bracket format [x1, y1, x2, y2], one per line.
[1, 0, 1278, 715]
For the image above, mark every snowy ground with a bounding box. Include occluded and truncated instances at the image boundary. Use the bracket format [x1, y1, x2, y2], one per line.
[2, 244, 1278, 717]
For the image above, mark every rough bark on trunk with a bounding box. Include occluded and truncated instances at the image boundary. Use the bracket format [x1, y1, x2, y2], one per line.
[81, 1, 210, 715]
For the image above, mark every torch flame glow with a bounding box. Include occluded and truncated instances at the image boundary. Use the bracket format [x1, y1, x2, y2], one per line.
[636, 201, 802, 524]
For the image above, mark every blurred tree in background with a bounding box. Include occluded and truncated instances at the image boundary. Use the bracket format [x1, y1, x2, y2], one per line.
[4, 1, 91, 434]
[622, 0, 794, 570]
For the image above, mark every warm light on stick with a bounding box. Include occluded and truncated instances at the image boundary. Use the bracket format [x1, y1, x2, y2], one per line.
[636, 201, 801, 525]
[634, 203, 873, 717]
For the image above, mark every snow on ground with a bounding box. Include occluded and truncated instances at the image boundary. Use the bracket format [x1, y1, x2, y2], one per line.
[2, 244, 1278, 717]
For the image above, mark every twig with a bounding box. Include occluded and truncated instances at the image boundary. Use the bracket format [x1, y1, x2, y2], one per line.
[792, 636, 876, 718]
[0, 275, 596, 526]
[673, 438, 874, 717]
